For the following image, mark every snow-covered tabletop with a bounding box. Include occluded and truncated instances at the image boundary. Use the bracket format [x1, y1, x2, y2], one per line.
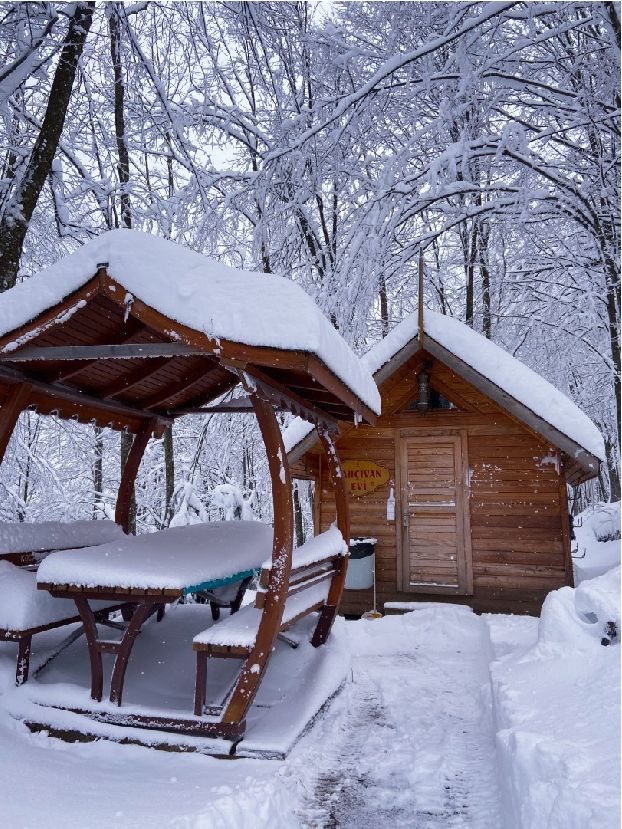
[36, 522, 273, 594]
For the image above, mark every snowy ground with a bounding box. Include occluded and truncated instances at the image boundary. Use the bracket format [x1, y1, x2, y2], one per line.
[1, 536, 619, 828]
[289, 606, 502, 828]
[573, 501, 621, 583]
[1, 607, 506, 829]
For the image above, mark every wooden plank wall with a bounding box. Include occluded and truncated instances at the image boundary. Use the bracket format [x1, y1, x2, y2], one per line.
[314, 352, 572, 616]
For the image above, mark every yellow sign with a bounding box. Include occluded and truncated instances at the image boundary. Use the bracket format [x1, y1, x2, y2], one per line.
[342, 460, 390, 496]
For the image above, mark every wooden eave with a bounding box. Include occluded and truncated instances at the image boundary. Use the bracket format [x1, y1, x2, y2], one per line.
[0, 269, 375, 433]
[288, 334, 601, 485]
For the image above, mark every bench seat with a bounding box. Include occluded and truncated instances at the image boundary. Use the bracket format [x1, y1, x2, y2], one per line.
[193, 579, 330, 651]
[192, 527, 347, 716]
[0, 520, 129, 685]
[0, 562, 113, 632]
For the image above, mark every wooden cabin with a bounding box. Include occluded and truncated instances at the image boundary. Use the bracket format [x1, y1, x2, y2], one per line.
[286, 309, 604, 616]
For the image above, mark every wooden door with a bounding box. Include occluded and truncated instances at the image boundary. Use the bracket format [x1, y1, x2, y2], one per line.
[400, 435, 472, 594]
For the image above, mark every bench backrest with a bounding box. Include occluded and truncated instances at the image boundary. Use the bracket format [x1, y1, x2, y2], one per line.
[254, 527, 348, 611]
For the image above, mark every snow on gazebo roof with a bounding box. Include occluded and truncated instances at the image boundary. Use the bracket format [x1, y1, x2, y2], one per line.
[284, 308, 605, 470]
[0, 230, 380, 417]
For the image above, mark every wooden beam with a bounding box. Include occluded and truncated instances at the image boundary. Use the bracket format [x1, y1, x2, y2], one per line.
[0, 366, 170, 431]
[222, 395, 293, 725]
[0, 383, 32, 466]
[0, 343, 211, 362]
[115, 418, 159, 532]
[165, 374, 239, 415]
[171, 396, 281, 415]
[311, 428, 350, 647]
[43, 318, 146, 384]
[141, 362, 214, 411]
[227, 361, 339, 432]
[306, 354, 378, 426]
[373, 338, 422, 387]
[99, 357, 170, 399]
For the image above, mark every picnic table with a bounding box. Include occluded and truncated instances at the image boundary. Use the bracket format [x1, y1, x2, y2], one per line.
[36, 522, 273, 707]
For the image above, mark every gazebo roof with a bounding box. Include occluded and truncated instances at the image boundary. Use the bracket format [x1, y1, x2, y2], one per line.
[0, 230, 380, 433]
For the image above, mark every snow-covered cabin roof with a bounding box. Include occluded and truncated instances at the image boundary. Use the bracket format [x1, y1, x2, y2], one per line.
[284, 309, 605, 481]
[0, 230, 379, 431]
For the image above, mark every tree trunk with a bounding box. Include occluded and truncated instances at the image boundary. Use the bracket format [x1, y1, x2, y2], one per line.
[0, 3, 95, 290]
[480, 222, 492, 339]
[93, 426, 103, 517]
[120, 430, 137, 533]
[108, 2, 131, 229]
[605, 436, 621, 502]
[465, 219, 478, 328]
[163, 423, 175, 525]
[379, 273, 389, 337]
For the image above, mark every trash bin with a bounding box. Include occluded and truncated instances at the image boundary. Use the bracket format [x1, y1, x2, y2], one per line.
[345, 537, 377, 590]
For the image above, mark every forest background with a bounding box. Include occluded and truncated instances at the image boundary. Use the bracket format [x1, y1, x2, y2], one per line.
[0, 1, 618, 539]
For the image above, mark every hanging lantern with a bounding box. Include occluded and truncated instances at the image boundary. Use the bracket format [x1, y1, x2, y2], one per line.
[416, 361, 432, 414]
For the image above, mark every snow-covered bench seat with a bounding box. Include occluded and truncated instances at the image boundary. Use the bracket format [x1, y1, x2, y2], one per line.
[192, 526, 348, 715]
[0, 520, 128, 684]
[0, 519, 125, 567]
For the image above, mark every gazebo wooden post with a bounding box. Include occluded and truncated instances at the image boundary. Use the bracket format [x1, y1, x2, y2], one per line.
[221, 392, 294, 727]
[311, 427, 350, 647]
[0, 383, 32, 466]
[115, 418, 159, 533]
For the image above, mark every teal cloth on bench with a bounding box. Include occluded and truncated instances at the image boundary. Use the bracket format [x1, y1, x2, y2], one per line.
[183, 568, 258, 596]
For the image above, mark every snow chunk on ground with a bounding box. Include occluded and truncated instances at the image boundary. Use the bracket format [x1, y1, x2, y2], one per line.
[489, 572, 621, 829]
[0, 229, 380, 416]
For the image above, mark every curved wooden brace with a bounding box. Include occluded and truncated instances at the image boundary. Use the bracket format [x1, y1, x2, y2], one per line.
[115, 418, 159, 533]
[311, 427, 350, 647]
[0, 383, 32, 467]
[222, 394, 294, 725]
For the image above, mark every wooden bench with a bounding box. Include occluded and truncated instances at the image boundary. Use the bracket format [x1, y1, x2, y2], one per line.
[0, 520, 131, 685]
[192, 531, 347, 716]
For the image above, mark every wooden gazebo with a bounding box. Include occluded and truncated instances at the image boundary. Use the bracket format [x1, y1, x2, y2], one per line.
[0, 229, 379, 743]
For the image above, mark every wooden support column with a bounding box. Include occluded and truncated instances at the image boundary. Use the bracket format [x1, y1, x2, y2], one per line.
[0, 383, 32, 466]
[222, 393, 294, 726]
[115, 418, 158, 533]
[312, 427, 350, 647]
[559, 460, 574, 588]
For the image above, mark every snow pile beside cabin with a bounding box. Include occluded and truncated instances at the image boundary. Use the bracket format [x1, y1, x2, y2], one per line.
[283, 309, 604, 464]
[490, 566, 621, 829]
[573, 501, 621, 583]
[0, 229, 379, 416]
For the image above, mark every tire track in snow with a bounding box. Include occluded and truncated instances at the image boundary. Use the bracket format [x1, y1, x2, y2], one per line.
[291, 610, 502, 828]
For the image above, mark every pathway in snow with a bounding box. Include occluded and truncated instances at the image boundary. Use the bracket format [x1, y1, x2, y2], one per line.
[289, 607, 502, 828]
